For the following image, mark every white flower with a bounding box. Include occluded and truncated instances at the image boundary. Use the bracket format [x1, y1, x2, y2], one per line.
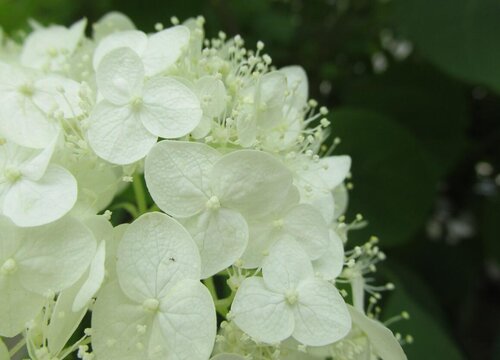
[87, 47, 202, 164]
[191, 75, 227, 139]
[0, 215, 96, 337]
[91, 212, 216, 360]
[93, 25, 190, 76]
[145, 140, 294, 277]
[241, 186, 330, 269]
[0, 140, 78, 227]
[236, 71, 287, 147]
[0, 61, 83, 148]
[231, 239, 351, 346]
[21, 19, 86, 72]
[288, 153, 351, 223]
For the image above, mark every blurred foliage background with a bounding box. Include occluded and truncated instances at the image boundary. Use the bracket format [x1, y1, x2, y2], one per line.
[1, 0, 499, 359]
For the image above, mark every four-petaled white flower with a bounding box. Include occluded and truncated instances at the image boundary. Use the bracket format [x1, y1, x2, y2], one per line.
[91, 212, 216, 360]
[0, 140, 77, 227]
[145, 140, 294, 278]
[0, 215, 96, 337]
[87, 47, 202, 164]
[231, 239, 351, 346]
[21, 19, 87, 72]
[241, 186, 331, 269]
[0, 61, 83, 148]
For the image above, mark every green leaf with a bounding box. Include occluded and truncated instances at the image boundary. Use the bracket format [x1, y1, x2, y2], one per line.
[391, 0, 500, 94]
[340, 62, 469, 176]
[384, 263, 466, 360]
[331, 108, 437, 246]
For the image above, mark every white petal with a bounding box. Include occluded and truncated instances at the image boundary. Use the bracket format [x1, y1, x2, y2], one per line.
[333, 184, 349, 219]
[280, 65, 308, 111]
[33, 76, 84, 118]
[182, 208, 248, 278]
[9, 139, 56, 181]
[46, 275, 89, 354]
[96, 47, 144, 105]
[210, 150, 293, 218]
[348, 305, 407, 360]
[142, 25, 190, 76]
[15, 216, 96, 294]
[312, 230, 345, 280]
[73, 239, 106, 311]
[87, 101, 157, 165]
[195, 76, 227, 117]
[145, 140, 221, 218]
[93, 30, 148, 70]
[117, 212, 201, 302]
[262, 238, 314, 293]
[141, 77, 202, 138]
[240, 221, 275, 269]
[255, 72, 287, 129]
[93, 12, 136, 41]
[236, 107, 257, 147]
[298, 185, 335, 224]
[319, 155, 352, 189]
[0, 89, 58, 149]
[294, 278, 351, 346]
[21, 19, 86, 71]
[0, 275, 45, 337]
[191, 115, 212, 139]
[91, 281, 153, 360]
[282, 204, 330, 260]
[157, 279, 216, 360]
[69, 159, 119, 215]
[3, 164, 77, 227]
[231, 277, 294, 344]
[105, 223, 129, 281]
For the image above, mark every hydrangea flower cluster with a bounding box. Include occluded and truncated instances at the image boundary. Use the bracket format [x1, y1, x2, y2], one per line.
[0, 12, 408, 360]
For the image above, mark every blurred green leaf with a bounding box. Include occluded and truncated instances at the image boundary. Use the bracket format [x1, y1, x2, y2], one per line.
[482, 195, 500, 265]
[340, 62, 469, 176]
[384, 263, 466, 360]
[391, 0, 500, 94]
[331, 108, 437, 246]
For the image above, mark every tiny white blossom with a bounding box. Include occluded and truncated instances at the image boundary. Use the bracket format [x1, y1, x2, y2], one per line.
[91, 212, 216, 360]
[231, 239, 351, 346]
[87, 47, 202, 164]
[145, 140, 294, 277]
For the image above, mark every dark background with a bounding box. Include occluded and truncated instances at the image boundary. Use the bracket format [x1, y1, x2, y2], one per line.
[1, 0, 499, 359]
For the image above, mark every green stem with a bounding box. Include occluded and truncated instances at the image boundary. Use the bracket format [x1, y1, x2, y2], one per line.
[8, 337, 26, 357]
[133, 173, 148, 216]
[203, 277, 218, 302]
[215, 291, 236, 317]
[110, 202, 139, 218]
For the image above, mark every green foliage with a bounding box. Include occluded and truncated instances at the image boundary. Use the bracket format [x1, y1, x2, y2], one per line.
[392, 0, 500, 94]
[332, 108, 436, 246]
[385, 263, 466, 360]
